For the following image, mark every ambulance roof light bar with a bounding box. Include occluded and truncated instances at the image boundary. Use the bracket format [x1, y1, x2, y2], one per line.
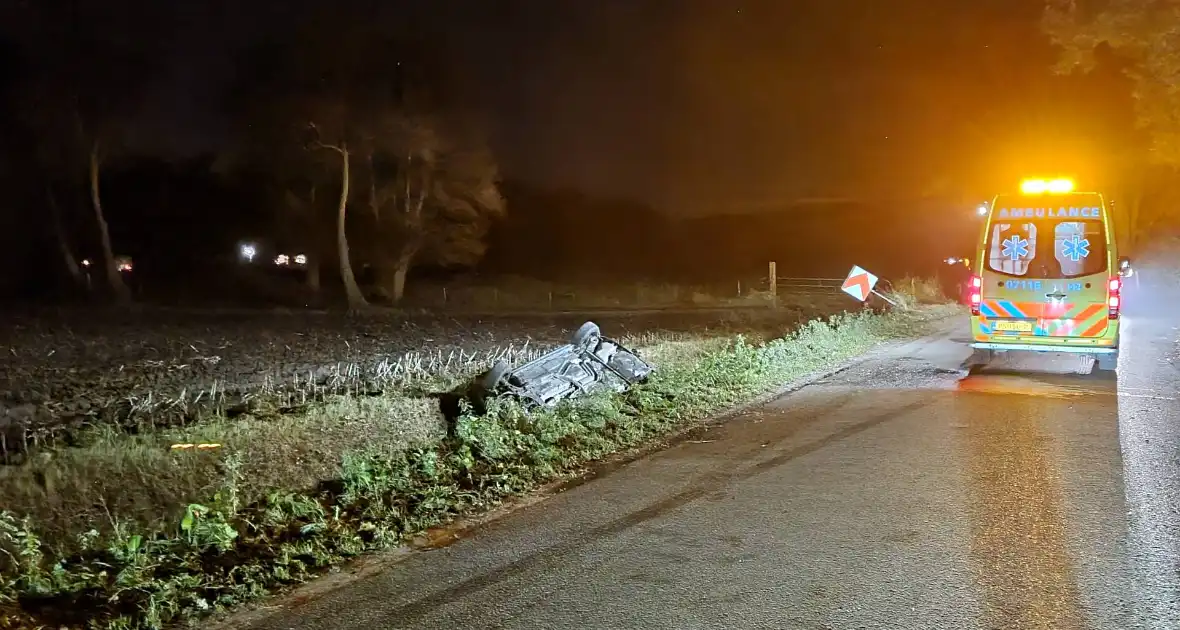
[1020, 178, 1074, 195]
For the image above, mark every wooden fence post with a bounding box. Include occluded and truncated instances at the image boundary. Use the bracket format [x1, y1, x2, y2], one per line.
[768, 261, 777, 307]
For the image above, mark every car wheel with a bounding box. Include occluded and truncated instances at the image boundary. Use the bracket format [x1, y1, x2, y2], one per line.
[1091, 352, 1119, 377]
[960, 348, 993, 373]
[479, 360, 511, 390]
[571, 321, 602, 350]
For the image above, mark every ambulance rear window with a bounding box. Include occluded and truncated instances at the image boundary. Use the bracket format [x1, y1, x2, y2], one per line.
[987, 222, 1038, 276]
[985, 218, 1106, 278]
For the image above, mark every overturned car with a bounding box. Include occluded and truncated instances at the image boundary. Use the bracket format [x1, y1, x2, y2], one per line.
[474, 322, 654, 408]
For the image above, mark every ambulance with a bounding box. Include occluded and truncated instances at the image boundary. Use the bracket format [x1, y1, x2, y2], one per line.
[966, 178, 1131, 374]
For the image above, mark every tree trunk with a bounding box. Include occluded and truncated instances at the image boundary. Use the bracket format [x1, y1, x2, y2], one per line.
[392, 265, 408, 304]
[392, 258, 409, 304]
[371, 246, 416, 305]
[335, 147, 367, 309]
[391, 246, 419, 304]
[89, 144, 130, 302]
[47, 187, 86, 291]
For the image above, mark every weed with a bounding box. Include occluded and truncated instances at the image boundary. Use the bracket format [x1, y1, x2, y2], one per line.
[888, 276, 946, 308]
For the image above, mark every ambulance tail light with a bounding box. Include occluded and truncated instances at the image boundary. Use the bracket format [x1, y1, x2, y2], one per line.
[1108, 276, 1121, 319]
[969, 275, 982, 315]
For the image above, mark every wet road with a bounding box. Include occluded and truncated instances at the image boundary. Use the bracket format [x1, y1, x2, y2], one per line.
[238, 311, 1180, 630]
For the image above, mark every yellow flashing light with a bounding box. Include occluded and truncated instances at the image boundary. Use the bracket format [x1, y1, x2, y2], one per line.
[1020, 178, 1074, 195]
[1021, 179, 1048, 194]
[1047, 178, 1074, 193]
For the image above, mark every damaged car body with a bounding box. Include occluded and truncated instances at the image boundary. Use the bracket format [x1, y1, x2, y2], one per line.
[474, 322, 654, 409]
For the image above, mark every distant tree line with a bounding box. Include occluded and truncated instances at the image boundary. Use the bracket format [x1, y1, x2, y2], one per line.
[0, 5, 503, 308]
[1, 2, 976, 307]
[3, 3, 1177, 303]
[1044, 0, 1180, 251]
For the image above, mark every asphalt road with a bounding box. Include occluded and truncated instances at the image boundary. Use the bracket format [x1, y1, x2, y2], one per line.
[235, 309, 1180, 630]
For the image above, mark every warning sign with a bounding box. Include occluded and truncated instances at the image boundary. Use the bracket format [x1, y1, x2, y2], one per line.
[841, 265, 879, 302]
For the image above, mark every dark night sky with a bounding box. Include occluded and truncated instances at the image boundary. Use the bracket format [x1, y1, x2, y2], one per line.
[1, 0, 1134, 215]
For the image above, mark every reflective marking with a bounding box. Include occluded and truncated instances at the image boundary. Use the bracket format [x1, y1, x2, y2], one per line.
[998, 299, 1026, 318]
[1079, 320, 1108, 339]
[970, 342, 1115, 353]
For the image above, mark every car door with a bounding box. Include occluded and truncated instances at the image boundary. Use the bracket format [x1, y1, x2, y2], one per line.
[1034, 219, 1110, 339]
[979, 220, 1040, 337]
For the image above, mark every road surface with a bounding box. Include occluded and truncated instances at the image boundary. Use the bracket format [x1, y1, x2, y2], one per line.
[234, 310, 1180, 630]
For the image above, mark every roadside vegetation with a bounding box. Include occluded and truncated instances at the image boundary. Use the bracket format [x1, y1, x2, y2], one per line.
[0, 288, 958, 629]
[885, 276, 946, 310]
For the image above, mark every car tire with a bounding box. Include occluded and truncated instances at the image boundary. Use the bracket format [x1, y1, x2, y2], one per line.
[1091, 352, 1119, 376]
[571, 321, 602, 350]
[479, 360, 511, 390]
[961, 348, 993, 373]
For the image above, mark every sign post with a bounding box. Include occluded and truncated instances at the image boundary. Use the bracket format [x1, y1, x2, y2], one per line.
[841, 265, 897, 307]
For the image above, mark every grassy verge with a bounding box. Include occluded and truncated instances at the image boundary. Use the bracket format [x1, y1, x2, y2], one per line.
[0, 301, 960, 629]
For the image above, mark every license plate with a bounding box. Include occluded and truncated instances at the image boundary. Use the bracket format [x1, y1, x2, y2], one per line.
[994, 320, 1033, 333]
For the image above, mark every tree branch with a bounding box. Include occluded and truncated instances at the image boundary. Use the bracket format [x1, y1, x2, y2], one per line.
[306, 122, 348, 154]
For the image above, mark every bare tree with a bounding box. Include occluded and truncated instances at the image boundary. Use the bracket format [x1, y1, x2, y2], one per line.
[13, 5, 163, 302]
[365, 113, 505, 302]
[20, 81, 133, 301]
[228, 21, 378, 309]
[86, 137, 130, 301]
[306, 114, 368, 309]
[228, 12, 504, 306]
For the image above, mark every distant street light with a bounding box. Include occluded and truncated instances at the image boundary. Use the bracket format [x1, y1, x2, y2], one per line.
[239, 243, 257, 262]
